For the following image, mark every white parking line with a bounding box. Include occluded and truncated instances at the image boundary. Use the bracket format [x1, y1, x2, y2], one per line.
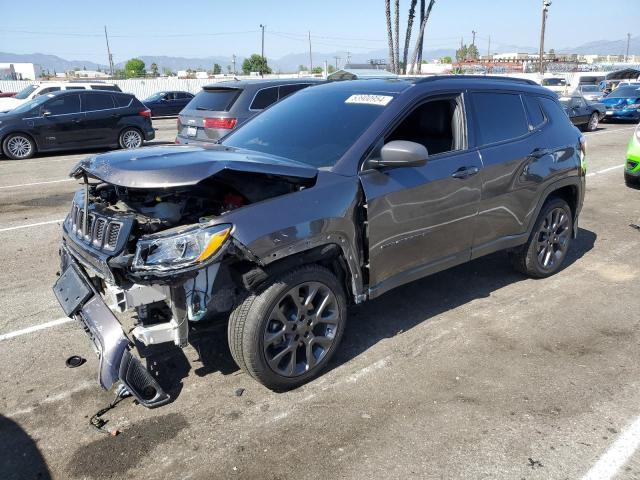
[585, 126, 636, 136]
[0, 317, 73, 342]
[0, 178, 74, 190]
[582, 415, 640, 480]
[0, 218, 64, 233]
[586, 164, 624, 177]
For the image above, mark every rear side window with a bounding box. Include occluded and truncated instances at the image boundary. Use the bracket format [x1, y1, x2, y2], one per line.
[188, 89, 240, 111]
[473, 92, 529, 145]
[522, 95, 545, 130]
[36, 87, 61, 96]
[92, 85, 121, 92]
[114, 95, 133, 107]
[44, 94, 81, 115]
[177, 92, 193, 99]
[82, 92, 115, 111]
[539, 96, 572, 124]
[65, 86, 86, 90]
[278, 84, 309, 99]
[250, 87, 279, 110]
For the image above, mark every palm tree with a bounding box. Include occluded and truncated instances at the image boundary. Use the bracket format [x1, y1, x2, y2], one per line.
[385, 0, 395, 73]
[394, 0, 400, 74]
[416, 0, 426, 66]
[408, 0, 436, 74]
[401, 0, 418, 74]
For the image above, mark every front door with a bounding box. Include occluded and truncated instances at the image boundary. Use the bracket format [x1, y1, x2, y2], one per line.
[359, 94, 482, 297]
[34, 93, 83, 149]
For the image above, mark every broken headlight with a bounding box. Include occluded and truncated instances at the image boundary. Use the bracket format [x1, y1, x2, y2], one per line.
[132, 224, 231, 271]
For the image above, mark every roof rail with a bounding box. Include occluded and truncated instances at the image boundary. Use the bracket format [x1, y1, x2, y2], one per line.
[415, 75, 538, 86]
[68, 79, 111, 83]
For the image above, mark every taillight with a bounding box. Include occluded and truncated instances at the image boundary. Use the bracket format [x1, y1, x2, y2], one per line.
[203, 117, 237, 129]
[138, 108, 152, 118]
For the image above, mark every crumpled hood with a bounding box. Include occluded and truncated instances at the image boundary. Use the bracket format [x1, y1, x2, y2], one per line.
[70, 145, 318, 188]
[602, 96, 637, 107]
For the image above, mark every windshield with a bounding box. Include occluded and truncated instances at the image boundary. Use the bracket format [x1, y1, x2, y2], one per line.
[542, 78, 566, 86]
[580, 85, 599, 93]
[145, 92, 164, 102]
[14, 84, 39, 100]
[222, 88, 395, 168]
[9, 95, 49, 114]
[609, 86, 640, 98]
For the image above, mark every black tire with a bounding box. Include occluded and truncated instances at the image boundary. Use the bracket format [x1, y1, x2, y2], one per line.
[509, 197, 573, 278]
[228, 264, 347, 391]
[625, 172, 640, 188]
[118, 127, 143, 149]
[585, 112, 599, 132]
[2, 133, 36, 160]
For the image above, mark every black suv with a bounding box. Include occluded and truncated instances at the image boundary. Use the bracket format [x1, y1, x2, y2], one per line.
[54, 76, 585, 407]
[0, 90, 154, 160]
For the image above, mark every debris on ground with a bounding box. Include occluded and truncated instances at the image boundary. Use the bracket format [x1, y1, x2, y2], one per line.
[234, 388, 245, 397]
[528, 458, 544, 469]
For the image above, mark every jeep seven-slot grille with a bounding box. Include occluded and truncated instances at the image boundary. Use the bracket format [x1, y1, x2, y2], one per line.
[69, 203, 124, 251]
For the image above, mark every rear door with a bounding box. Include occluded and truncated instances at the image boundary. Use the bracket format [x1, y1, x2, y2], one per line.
[81, 92, 118, 146]
[360, 92, 483, 296]
[469, 90, 546, 257]
[34, 93, 84, 148]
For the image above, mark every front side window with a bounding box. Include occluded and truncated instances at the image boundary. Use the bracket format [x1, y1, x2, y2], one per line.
[472, 92, 529, 145]
[44, 94, 81, 115]
[250, 87, 279, 110]
[384, 96, 466, 156]
[82, 92, 115, 111]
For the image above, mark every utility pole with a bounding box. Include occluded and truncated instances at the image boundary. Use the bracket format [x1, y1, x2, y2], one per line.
[346, 51, 351, 65]
[471, 30, 477, 46]
[538, 0, 551, 75]
[308, 31, 313, 71]
[232, 54, 236, 75]
[259, 24, 266, 75]
[333, 56, 340, 70]
[626, 33, 631, 62]
[487, 35, 491, 61]
[104, 25, 114, 77]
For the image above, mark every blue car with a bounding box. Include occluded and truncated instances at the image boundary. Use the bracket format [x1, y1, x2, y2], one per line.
[601, 85, 640, 121]
[142, 90, 194, 117]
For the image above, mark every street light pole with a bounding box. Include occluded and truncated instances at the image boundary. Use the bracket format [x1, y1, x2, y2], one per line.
[259, 24, 266, 75]
[538, 0, 551, 75]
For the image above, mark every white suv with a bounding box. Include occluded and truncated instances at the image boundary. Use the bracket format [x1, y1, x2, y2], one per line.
[0, 82, 121, 113]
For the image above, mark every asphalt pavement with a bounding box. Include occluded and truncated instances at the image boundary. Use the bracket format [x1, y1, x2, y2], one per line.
[0, 120, 639, 480]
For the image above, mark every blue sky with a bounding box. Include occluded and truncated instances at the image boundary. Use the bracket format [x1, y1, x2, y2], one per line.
[0, 0, 638, 62]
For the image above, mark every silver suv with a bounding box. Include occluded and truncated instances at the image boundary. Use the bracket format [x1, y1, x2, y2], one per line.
[175, 79, 321, 145]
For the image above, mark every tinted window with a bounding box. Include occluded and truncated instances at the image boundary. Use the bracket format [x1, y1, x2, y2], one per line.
[14, 85, 39, 100]
[36, 87, 61, 96]
[65, 86, 85, 90]
[223, 88, 394, 168]
[250, 87, 279, 110]
[164, 92, 176, 100]
[473, 92, 529, 145]
[114, 95, 133, 107]
[92, 85, 121, 92]
[177, 92, 193, 99]
[539, 96, 571, 124]
[279, 84, 309, 99]
[609, 86, 640, 98]
[523, 95, 545, 129]
[82, 92, 115, 111]
[44, 94, 81, 115]
[541, 78, 566, 86]
[187, 89, 240, 111]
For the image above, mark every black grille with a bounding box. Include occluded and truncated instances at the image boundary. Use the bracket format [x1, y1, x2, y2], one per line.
[68, 202, 125, 252]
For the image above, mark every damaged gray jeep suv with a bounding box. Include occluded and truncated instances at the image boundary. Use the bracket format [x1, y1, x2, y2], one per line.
[54, 77, 585, 407]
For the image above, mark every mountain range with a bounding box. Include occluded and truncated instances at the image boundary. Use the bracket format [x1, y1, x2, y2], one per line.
[1, 36, 638, 74]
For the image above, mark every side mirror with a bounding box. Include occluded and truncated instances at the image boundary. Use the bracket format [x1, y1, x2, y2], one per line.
[373, 140, 428, 169]
[42, 110, 51, 117]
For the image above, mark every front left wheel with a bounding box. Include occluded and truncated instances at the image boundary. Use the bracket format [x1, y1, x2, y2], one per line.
[2, 133, 36, 160]
[584, 112, 599, 132]
[119, 127, 143, 149]
[228, 265, 347, 391]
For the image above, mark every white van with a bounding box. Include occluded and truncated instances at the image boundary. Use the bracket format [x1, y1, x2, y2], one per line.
[0, 81, 121, 113]
[567, 73, 606, 94]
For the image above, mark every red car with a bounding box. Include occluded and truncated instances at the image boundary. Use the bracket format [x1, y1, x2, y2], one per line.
[0, 91, 16, 98]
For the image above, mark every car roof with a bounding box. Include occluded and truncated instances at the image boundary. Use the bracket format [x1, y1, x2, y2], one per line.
[203, 78, 324, 90]
[43, 89, 132, 98]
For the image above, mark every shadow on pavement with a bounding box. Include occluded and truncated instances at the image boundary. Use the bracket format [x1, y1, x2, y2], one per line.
[0, 415, 51, 480]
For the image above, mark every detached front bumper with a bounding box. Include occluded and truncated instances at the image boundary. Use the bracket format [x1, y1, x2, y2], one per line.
[53, 246, 170, 408]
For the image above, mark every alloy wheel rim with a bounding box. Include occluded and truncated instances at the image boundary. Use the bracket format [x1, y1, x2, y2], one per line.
[8, 136, 31, 158]
[535, 207, 570, 270]
[122, 130, 142, 148]
[588, 113, 598, 130]
[263, 281, 340, 377]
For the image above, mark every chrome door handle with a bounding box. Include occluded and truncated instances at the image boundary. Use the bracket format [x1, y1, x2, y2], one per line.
[451, 166, 480, 179]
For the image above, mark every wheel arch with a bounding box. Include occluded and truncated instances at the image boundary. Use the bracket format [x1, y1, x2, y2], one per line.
[528, 177, 583, 239]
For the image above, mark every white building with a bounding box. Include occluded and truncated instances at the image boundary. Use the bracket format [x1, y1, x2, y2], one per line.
[0, 62, 42, 80]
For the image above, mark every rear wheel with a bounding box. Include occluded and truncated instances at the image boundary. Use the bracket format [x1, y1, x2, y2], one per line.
[509, 197, 573, 278]
[118, 127, 143, 149]
[2, 133, 35, 160]
[585, 112, 599, 132]
[228, 265, 347, 391]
